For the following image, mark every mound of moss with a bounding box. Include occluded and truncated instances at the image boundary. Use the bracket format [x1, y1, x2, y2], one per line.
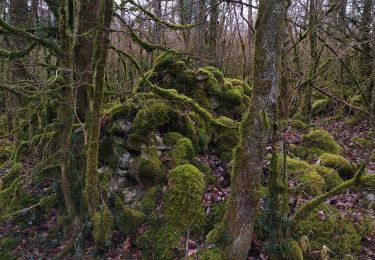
[168, 137, 195, 167]
[319, 153, 355, 179]
[165, 164, 206, 233]
[359, 174, 375, 192]
[286, 157, 326, 196]
[138, 147, 166, 186]
[295, 204, 363, 257]
[315, 165, 344, 191]
[301, 130, 343, 156]
[312, 99, 329, 116]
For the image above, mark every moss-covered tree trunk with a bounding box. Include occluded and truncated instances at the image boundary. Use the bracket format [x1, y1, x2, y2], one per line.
[57, 0, 76, 220]
[73, 0, 100, 123]
[222, 1, 287, 259]
[303, 0, 319, 123]
[84, 0, 113, 212]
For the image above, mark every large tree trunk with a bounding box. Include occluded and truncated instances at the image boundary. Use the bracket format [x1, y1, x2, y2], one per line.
[84, 0, 113, 212]
[222, 0, 287, 259]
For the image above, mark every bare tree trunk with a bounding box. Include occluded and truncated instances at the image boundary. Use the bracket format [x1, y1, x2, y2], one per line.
[208, 0, 219, 60]
[192, 0, 206, 56]
[247, 0, 254, 78]
[222, 0, 287, 258]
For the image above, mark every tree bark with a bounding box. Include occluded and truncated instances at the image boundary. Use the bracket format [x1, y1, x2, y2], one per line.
[84, 0, 113, 212]
[222, 0, 287, 259]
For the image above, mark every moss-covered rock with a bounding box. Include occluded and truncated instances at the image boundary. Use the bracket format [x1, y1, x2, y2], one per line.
[138, 147, 166, 186]
[137, 224, 181, 260]
[301, 130, 343, 155]
[116, 207, 145, 236]
[319, 153, 355, 179]
[92, 207, 114, 246]
[168, 137, 195, 167]
[312, 99, 329, 116]
[165, 164, 206, 233]
[315, 165, 344, 191]
[0, 146, 13, 165]
[127, 101, 171, 151]
[286, 158, 326, 196]
[163, 132, 184, 146]
[140, 186, 160, 215]
[295, 204, 362, 257]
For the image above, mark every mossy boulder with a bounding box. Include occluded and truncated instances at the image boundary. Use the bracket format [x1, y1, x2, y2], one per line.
[165, 164, 206, 233]
[138, 147, 166, 186]
[319, 153, 355, 179]
[127, 101, 171, 151]
[168, 137, 195, 167]
[163, 132, 184, 146]
[315, 165, 344, 191]
[92, 207, 114, 246]
[116, 207, 145, 236]
[312, 99, 329, 116]
[295, 204, 362, 257]
[286, 158, 326, 196]
[301, 130, 343, 156]
[140, 187, 160, 215]
[137, 224, 180, 260]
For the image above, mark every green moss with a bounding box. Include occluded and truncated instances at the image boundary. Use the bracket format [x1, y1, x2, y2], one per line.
[0, 236, 19, 260]
[351, 136, 372, 147]
[165, 164, 206, 232]
[0, 163, 22, 190]
[140, 187, 159, 215]
[137, 224, 180, 260]
[226, 78, 251, 96]
[198, 248, 223, 260]
[98, 137, 119, 168]
[163, 132, 184, 146]
[295, 204, 362, 256]
[290, 119, 308, 132]
[0, 177, 21, 213]
[127, 100, 171, 151]
[196, 68, 222, 97]
[99, 167, 112, 188]
[205, 66, 224, 83]
[138, 147, 166, 186]
[319, 153, 355, 179]
[312, 99, 329, 115]
[192, 89, 212, 109]
[116, 207, 145, 235]
[92, 207, 114, 246]
[0, 146, 13, 164]
[207, 201, 227, 233]
[315, 165, 344, 191]
[358, 174, 375, 192]
[286, 158, 326, 196]
[168, 137, 195, 167]
[302, 130, 343, 155]
[288, 240, 303, 260]
[225, 87, 244, 105]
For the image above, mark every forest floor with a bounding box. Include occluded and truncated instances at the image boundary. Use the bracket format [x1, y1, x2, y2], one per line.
[1, 116, 374, 259]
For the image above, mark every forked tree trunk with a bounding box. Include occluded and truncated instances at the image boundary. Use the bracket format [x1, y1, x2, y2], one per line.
[222, 0, 287, 259]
